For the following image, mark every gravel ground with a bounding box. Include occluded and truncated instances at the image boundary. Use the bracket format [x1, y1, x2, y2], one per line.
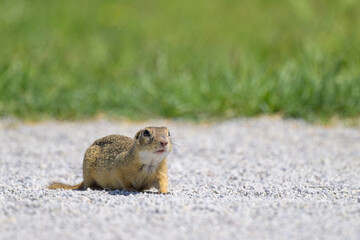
[0, 117, 359, 240]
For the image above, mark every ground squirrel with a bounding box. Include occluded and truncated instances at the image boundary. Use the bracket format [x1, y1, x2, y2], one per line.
[48, 127, 172, 194]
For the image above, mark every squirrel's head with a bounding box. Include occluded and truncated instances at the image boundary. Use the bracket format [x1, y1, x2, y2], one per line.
[134, 127, 172, 163]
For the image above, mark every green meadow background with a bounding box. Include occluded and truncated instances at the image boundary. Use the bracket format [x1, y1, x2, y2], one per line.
[1, 0, 359, 121]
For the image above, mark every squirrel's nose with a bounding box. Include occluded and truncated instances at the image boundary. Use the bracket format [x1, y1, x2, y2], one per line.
[160, 141, 168, 147]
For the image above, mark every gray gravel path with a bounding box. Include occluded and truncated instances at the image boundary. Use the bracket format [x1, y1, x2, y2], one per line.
[0, 117, 359, 240]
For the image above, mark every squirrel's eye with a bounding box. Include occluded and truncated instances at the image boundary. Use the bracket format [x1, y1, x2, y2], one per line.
[143, 130, 151, 137]
[168, 130, 171, 137]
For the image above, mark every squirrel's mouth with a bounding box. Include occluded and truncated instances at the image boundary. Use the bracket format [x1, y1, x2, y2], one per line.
[154, 149, 166, 153]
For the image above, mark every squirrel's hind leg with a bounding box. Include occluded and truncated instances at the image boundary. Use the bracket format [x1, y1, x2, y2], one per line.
[83, 174, 98, 190]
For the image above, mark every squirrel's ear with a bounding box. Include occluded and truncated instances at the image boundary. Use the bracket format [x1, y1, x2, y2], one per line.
[135, 131, 141, 140]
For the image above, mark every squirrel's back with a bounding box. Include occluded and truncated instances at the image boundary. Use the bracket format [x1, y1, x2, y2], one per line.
[84, 134, 134, 170]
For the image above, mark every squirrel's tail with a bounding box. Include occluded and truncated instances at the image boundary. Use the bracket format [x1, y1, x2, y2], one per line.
[47, 181, 84, 190]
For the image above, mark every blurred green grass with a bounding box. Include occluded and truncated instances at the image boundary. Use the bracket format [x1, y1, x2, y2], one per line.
[0, 0, 359, 121]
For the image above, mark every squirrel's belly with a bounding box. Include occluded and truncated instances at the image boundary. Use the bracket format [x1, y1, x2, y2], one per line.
[131, 174, 155, 191]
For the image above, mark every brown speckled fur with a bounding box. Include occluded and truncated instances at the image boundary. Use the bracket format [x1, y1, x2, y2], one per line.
[48, 127, 172, 193]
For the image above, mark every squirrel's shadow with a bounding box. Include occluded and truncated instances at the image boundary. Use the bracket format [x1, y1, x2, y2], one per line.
[73, 187, 166, 196]
[107, 189, 164, 196]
